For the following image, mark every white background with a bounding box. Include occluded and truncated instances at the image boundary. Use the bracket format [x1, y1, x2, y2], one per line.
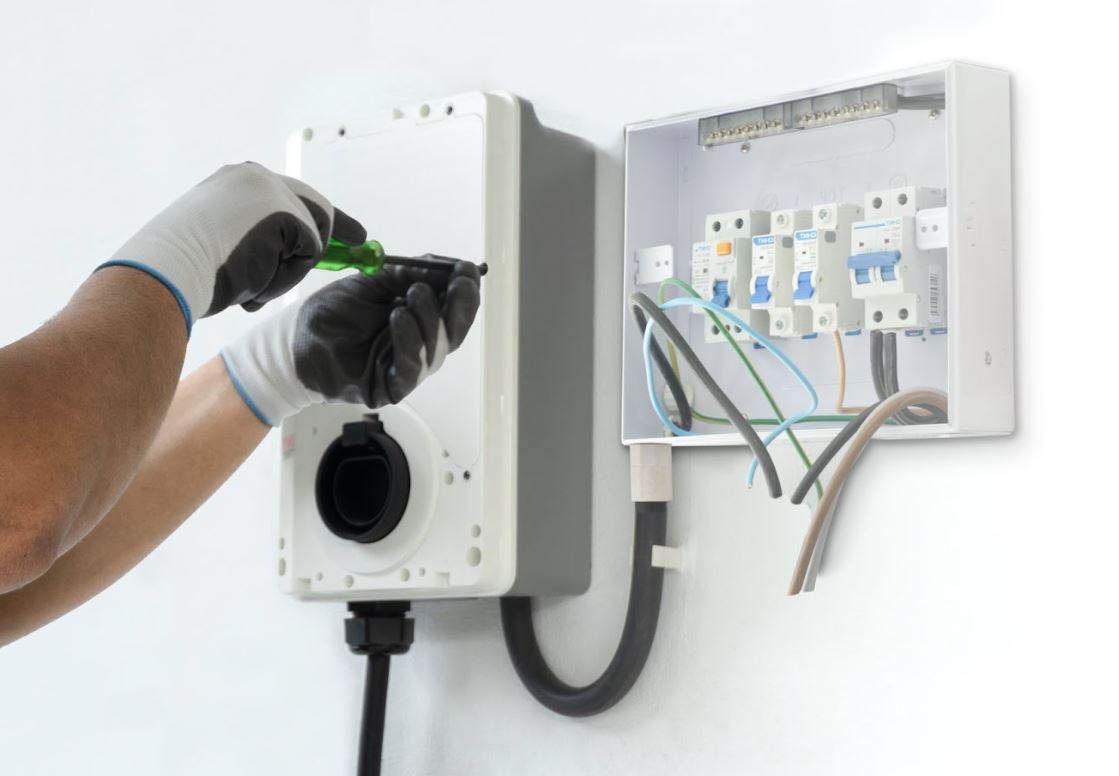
[0, 1, 1113, 774]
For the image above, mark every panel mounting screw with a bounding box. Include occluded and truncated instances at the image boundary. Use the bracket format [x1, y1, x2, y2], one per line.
[774, 319, 785, 330]
[740, 142, 751, 154]
[818, 315, 829, 327]
[928, 109, 941, 120]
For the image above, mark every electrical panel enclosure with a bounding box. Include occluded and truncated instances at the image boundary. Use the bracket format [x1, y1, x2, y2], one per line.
[621, 62, 1013, 446]
[279, 93, 595, 601]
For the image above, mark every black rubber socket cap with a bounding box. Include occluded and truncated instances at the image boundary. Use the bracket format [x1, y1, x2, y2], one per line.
[315, 415, 410, 543]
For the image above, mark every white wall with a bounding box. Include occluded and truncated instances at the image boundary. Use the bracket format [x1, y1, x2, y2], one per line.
[1, 2, 1114, 774]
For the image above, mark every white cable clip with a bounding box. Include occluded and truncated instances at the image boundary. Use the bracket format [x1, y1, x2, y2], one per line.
[650, 545, 682, 571]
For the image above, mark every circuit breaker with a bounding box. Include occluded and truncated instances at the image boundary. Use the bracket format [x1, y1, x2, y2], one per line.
[754, 209, 811, 337]
[279, 93, 594, 601]
[849, 186, 947, 331]
[793, 203, 865, 333]
[691, 209, 768, 342]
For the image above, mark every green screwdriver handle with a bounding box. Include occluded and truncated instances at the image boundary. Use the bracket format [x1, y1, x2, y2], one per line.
[316, 238, 386, 276]
[316, 238, 489, 277]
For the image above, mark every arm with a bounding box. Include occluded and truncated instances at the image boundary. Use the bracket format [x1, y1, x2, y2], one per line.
[0, 260, 482, 646]
[0, 162, 365, 594]
[0, 266, 187, 592]
[0, 357, 266, 646]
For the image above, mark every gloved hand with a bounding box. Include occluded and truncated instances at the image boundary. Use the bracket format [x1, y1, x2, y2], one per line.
[99, 162, 366, 332]
[219, 262, 482, 426]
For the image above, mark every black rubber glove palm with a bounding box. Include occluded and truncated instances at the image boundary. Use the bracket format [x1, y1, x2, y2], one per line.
[292, 261, 483, 407]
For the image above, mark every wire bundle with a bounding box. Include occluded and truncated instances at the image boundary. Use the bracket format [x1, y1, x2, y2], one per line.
[635, 279, 947, 595]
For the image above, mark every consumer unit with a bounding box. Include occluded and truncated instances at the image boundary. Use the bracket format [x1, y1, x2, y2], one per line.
[277, 93, 595, 601]
[621, 61, 1013, 445]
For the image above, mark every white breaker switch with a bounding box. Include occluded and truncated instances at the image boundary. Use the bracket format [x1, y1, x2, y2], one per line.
[849, 186, 947, 331]
[692, 209, 769, 343]
[749, 209, 809, 338]
[793, 203, 864, 333]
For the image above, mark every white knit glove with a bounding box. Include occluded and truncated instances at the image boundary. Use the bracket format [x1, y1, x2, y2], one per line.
[220, 263, 482, 426]
[99, 162, 366, 333]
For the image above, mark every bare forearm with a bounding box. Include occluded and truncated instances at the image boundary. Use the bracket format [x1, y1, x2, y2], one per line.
[0, 357, 268, 646]
[0, 268, 186, 591]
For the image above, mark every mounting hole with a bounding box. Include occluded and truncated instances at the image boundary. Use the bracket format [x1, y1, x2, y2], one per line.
[400, 568, 411, 582]
[338, 126, 346, 137]
[277, 558, 286, 576]
[897, 192, 909, 206]
[466, 547, 482, 567]
[873, 310, 884, 323]
[898, 308, 910, 320]
[711, 220, 722, 232]
[343, 575, 354, 588]
[301, 128, 313, 142]
[444, 471, 454, 485]
[470, 524, 482, 538]
[872, 197, 883, 209]
[419, 103, 431, 118]
[445, 104, 454, 115]
[734, 217, 744, 229]
[463, 470, 472, 481]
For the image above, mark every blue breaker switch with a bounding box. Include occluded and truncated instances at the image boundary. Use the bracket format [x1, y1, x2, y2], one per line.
[848, 250, 900, 286]
[793, 270, 814, 300]
[711, 279, 731, 308]
[750, 276, 771, 305]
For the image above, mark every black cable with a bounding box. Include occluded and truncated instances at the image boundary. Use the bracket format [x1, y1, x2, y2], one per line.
[631, 305, 693, 432]
[790, 401, 880, 505]
[344, 602, 414, 776]
[869, 331, 893, 409]
[500, 501, 667, 717]
[630, 292, 781, 498]
[357, 654, 390, 776]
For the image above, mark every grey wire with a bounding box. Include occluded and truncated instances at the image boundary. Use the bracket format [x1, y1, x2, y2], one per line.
[630, 292, 782, 498]
[630, 305, 693, 432]
[790, 401, 880, 505]
[883, 333, 948, 424]
[869, 331, 893, 410]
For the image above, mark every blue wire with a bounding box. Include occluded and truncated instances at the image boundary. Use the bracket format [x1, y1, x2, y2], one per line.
[641, 297, 819, 486]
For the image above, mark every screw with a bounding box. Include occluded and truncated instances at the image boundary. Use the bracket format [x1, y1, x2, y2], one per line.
[301, 128, 314, 142]
[740, 142, 751, 154]
[928, 109, 941, 120]
[898, 308, 909, 320]
[818, 208, 830, 221]
[984, 351, 992, 366]
[775, 319, 785, 330]
[873, 311, 883, 323]
[818, 315, 829, 327]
